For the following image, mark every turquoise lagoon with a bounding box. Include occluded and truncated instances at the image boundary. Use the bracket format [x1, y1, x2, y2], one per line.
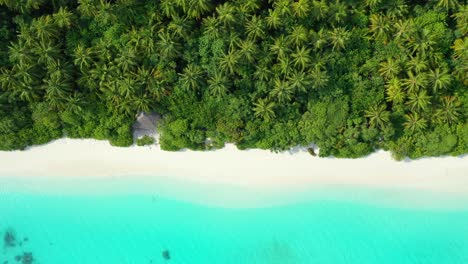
[1, 176, 468, 264]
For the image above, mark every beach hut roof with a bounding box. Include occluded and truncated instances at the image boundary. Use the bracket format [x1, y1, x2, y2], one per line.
[133, 112, 160, 137]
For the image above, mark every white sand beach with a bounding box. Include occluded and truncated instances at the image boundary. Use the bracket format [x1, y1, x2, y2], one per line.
[0, 138, 467, 207]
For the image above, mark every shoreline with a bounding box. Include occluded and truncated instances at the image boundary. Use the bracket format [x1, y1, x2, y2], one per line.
[1, 138, 468, 208]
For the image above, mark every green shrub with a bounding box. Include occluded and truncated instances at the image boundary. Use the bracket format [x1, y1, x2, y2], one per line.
[136, 135, 155, 146]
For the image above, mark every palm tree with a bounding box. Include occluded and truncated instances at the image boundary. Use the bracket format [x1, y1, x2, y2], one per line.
[0, 0, 43, 13]
[270, 35, 290, 58]
[369, 14, 391, 42]
[95, 0, 117, 25]
[254, 64, 272, 82]
[156, 31, 181, 60]
[364, 0, 382, 9]
[310, 0, 329, 21]
[404, 112, 427, 133]
[427, 68, 452, 92]
[115, 48, 137, 72]
[53, 6, 73, 28]
[207, 71, 229, 98]
[187, 0, 212, 19]
[406, 90, 431, 112]
[94, 39, 113, 62]
[43, 75, 71, 102]
[313, 28, 327, 51]
[288, 71, 311, 93]
[451, 38, 468, 84]
[77, 70, 98, 91]
[291, 46, 311, 70]
[309, 66, 329, 89]
[0, 68, 19, 91]
[216, 2, 236, 27]
[8, 41, 33, 64]
[132, 94, 151, 113]
[451, 37, 467, 60]
[434, 96, 461, 125]
[289, 26, 308, 46]
[253, 98, 275, 121]
[273, 0, 292, 15]
[237, 38, 257, 63]
[202, 16, 220, 39]
[73, 44, 94, 71]
[219, 49, 240, 74]
[90, 63, 113, 90]
[13, 63, 36, 85]
[34, 40, 61, 65]
[245, 15, 265, 40]
[270, 79, 293, 103]
[46, 95, 68, 110]
[436, 0, 459, 11]
[265, 9, 281, 29]
[116, 77, 137, 99]
[178, 64, 204, 91]
[77, 0, 98, 17]
[174, 0, 189, 13]
[385, 78, 405, 104]
[384, 0, 408, 18]
[17, 25, 35, 46]
[393, 19, 414, 42]
[328, 1, 347, 24]
[402, 71, 428, 93]
[144, 69, 168, 100]
[378, 58, 400, 80]
[227, 32, 240, 50]
[408, 28, 435, 56]
[239, 0, 260, 13]
[168, 16, 192, 39]
[16, 83, 41, 103]
[65, 93, 84, 114]
[292, 0, 310, 18]
[47, 60, 73, 81]
[159, 0, 178, 18]
[115, 100, 133, 116]
[32, 15, 58, 41]
[452, 5, 468, 35]
[277, 55, 291, 75]
[329, 27, 351, 51]
[365, 104, 390, 128]
[407, 56, 428, 73]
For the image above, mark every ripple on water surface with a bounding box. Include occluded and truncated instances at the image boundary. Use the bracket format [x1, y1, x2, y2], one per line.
[1, 177, 468, 264]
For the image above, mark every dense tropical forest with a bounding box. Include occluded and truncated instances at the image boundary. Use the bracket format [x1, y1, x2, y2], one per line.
[0, 0, 466, 160]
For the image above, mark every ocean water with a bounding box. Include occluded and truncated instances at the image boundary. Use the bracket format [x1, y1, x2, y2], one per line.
[1, 177, 468, 264]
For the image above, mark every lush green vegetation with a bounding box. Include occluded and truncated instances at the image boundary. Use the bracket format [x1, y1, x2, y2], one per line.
[136, 135, 155, 146]
[0, 0, 466, 160]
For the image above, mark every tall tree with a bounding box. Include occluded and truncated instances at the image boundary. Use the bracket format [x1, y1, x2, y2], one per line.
[219, 49, 240, 74]
[253, 98, 275, 121]
[245, 15, 265, 40]
[270, 79, 293, 103]
[178, 64, 204, 91]
[406, 90, 431, 112]
[427, 68, 452, 93]
[328, 27, 350, 51]
[404, 112, 427, 133]
[291, 46, 311, 70]
[207, 71, 229, 98]
[378, 58, 400, 80]
[434, 96, 461, 124]
[402, 71, 428, 93]
[365, 104, 390, 128]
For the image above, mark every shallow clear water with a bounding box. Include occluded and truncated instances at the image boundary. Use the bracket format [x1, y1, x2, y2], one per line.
[1, 178, 468, 264]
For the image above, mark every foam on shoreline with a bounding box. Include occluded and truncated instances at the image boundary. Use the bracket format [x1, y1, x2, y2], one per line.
[0, 138, 467, 208]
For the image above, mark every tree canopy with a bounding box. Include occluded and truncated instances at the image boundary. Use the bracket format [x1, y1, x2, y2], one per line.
[0, 0, 466, 160]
